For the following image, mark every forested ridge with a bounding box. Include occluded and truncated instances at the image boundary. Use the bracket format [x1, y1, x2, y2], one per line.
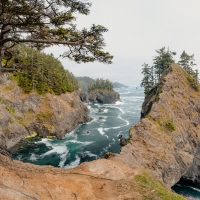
[141, 47, 199, 95]
[4, 44, 78, 95]
[88, 78, 114, 92]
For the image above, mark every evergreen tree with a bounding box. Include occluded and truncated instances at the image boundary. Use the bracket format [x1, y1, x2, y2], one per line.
[140, 63, 154, 95]
[0, 0, 113, 74]
[153, 47, 176, 80]
[178, 51, 196, 76]
[88, 78, 114, 92]
[10, 44, 78, 94]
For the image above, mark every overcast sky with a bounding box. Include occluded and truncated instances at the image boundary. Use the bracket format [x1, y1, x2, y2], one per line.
[45, 0, 200, 86]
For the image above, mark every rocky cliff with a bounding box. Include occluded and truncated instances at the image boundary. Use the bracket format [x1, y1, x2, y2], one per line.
[114, 64, 200, 187]
[0, 64, 198, 199]
[0, 73, 91, 152]
[80, 90, 121, 104]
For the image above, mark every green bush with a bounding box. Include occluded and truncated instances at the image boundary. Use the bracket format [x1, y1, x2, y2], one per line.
[165, 121, 176, 131]
[187, 75, 199, 91]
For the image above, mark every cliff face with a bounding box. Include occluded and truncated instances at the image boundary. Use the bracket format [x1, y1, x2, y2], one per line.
[80, 90, 121, 104]
[0, 73, 91, 152]
[114, 64, 200, 186]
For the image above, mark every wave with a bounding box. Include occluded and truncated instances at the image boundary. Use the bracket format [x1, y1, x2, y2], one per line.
[83, 151, 98, 158]
[41, 145, 68, 157]
[64, 140, 93, 145]
[115, 101, 124, 105]
[97, 128, 105, 135]
[30, 153, 39, 161]
[188, 186, 200, 193]
[36, 138, 52, 147]
[59, 151, 69, 168]
[118, 115, 129, 126]
[64, 155, 80, 169]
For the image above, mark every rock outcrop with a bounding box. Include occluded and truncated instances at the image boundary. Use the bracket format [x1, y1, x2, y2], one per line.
[0, 73, 91, 152]
[80, 90, 121, 104]
[114, 64, 200, 187]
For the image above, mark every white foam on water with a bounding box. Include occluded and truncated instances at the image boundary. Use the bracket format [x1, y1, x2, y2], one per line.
[84, 151, 98, 158]
[30, 153, 39, 161]
[36, 138, 52, 147]
[58, 150, 69, 168]
[188, 186, 200, 193]
[64, 140, 93, 145]
[118, 115, 129, 126]
[105, 135, 109, 139]
[64, 155, 80, 169]
[40, 145, 68, 158]
[97, 128, 105, 135]
[115, 101, 124, 105]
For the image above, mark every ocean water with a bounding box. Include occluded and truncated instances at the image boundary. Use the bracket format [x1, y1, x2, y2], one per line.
[12, 86, 144, 169]
[172, 182, 200, 199]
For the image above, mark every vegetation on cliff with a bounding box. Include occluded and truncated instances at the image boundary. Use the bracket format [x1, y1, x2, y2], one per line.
[0, 0, 113, 74]
[77, 76, 95, 92]
[88, 78, 114, 92]
[141, 47, 199, 95]
[8, 45, 78, 94]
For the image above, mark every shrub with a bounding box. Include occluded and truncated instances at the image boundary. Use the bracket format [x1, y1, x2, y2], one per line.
[187, 75, 199, 91]
[165, 121, 175, 131]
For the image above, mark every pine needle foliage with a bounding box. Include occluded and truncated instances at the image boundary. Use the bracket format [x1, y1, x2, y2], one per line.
[88, 78, 114, 92]
[11, 44, 78, 94]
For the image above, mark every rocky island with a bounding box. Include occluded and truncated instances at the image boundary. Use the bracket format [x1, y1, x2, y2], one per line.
[0, 64, 199, 199]
[79, 78, 121, 104]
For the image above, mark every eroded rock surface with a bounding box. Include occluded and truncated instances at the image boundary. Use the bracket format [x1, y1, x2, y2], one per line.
[114, 64, 200, 187]
[0, 73, 91, 151]
[80, 90, 121, 104]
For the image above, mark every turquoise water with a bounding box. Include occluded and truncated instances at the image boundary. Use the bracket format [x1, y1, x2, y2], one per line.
[13, 87, 144, 169]
[172, 182, 200, 199]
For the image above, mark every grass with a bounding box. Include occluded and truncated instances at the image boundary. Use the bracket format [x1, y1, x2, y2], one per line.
[37, 112, 53, 120]
[5, 105, 15, 114]
[165, 121, 176, 131]
[3, 85, 15, 91]
[132, 174, 186, 200]
[187, 75, 199, 91]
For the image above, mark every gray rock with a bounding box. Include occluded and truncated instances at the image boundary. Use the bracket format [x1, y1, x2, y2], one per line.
[80, 90, 121, 104]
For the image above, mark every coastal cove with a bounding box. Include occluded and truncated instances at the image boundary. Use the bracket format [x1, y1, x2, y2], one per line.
[12, 87, 144, 169]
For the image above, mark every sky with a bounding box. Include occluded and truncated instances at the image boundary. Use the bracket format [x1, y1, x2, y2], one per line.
[45, 0, 200, 86]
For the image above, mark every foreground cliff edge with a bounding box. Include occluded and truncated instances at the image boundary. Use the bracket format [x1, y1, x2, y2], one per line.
[1, 64, 198, 199]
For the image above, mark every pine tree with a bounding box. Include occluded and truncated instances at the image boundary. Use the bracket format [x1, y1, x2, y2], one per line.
[178, 51, 196, 76]
[140, 63, 154, 95]
[153, 47, 176, 80]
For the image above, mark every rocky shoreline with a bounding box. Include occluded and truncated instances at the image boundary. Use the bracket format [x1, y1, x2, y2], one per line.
[0, 73, 91, 152]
